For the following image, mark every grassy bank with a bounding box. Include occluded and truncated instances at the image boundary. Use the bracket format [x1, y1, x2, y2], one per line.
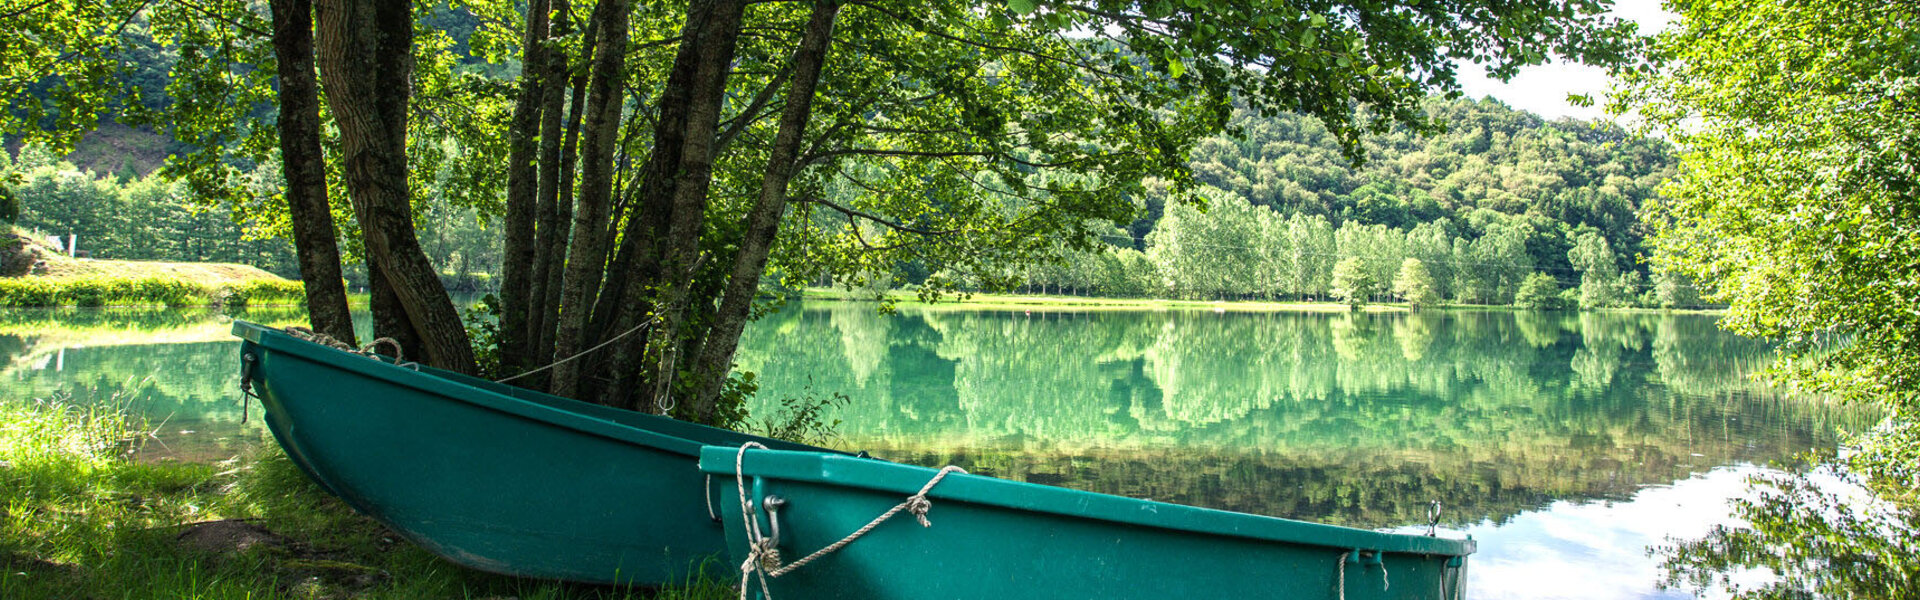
[0, 229, 303, 308]
[0, 397, 732, 599]
[0, 276, 304, 308]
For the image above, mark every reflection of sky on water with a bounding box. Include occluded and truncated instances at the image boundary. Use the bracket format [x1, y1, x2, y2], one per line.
[1422, 465, 1781, 600]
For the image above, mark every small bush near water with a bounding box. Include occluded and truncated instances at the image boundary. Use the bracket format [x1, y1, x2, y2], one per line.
[0, 276, 304, 307]
[0, 394, 733, 599]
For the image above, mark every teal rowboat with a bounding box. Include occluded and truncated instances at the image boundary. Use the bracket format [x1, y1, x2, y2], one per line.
[231, 321, 835, 585]
[700, 445, 1472, 599]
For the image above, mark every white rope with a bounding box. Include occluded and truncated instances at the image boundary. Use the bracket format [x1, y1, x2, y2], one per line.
[1380, 556, 1390, 591]
[733, 442, 966, 600]
[1336, 552, 1347, 600]
[1334, 551, 1392, 599]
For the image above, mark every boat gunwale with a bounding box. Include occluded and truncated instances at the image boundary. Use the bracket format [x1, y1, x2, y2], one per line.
[233, 320, 829, 457]
[699, 446, 1476, 557]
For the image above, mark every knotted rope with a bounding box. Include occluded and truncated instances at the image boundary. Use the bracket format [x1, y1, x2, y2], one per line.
[733, 442, 966, 600]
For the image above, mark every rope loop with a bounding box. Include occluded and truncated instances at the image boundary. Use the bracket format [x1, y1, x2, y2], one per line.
[361, 337, 403, 363]
[733, 443, 966, 600]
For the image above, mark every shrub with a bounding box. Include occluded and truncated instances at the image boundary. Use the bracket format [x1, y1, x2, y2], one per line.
[223, 279, 306, 307]
[1513, 273, 1569, 310]
[0, 278, 58, 306]
[0, 275, 287, 307]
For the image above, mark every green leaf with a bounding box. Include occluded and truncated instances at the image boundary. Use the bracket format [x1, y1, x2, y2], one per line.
[1009, 0, 1037, 15]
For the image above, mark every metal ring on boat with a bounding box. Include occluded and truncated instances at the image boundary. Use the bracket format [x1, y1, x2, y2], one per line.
[764, 495, 788, 548]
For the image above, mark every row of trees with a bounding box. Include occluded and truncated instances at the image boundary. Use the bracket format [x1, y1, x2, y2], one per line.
[0, 147, 503, 291]
[1008, 189, 1702, 309]
[1, 147, 297, 273]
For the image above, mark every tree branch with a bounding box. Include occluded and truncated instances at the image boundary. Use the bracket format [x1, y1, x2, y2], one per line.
[0, 0, 56, 21]
[797, 196, 955, 236]
[172, 0, 271, 38]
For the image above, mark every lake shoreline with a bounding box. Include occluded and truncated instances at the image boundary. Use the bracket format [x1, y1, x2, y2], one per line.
[800, 287, 1726, 314]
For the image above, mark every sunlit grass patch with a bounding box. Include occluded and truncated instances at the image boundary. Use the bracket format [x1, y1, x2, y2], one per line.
[0, 395, 734, 599]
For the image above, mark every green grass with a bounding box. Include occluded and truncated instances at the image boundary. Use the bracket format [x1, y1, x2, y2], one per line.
[0, 396, 735, 599]
[0, 275, 305, 308]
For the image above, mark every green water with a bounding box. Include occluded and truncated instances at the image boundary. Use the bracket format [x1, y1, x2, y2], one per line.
[738, 306, 1866, 527]
[0, 304, 1878, 599]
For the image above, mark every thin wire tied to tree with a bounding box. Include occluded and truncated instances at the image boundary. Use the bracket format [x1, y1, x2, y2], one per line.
[493, 315, 657, 384]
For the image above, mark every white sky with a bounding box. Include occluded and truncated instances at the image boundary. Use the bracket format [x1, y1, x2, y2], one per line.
[1455, 0, 1677, 122]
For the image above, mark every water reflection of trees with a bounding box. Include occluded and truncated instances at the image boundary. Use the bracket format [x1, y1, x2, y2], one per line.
[738, 306, 1875, 527]
[0, 307, 298, 460]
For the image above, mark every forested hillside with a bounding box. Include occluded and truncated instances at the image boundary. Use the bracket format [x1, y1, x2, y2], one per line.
[1012, 97, 1688, 308]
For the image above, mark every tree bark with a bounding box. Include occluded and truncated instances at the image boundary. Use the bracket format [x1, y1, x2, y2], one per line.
[269, 0, 356, 347]
[314, 0, 476, 374]
[597, 0, 747, 411]
[687, 0, 842, 420]
[588, 0, 719, 409]
[547, 0, 631, 398]
[366, 259, 422, 357]
[533, 21, 592, 369]
[524, 0, 576, 380]
[497, 0, 552, 374]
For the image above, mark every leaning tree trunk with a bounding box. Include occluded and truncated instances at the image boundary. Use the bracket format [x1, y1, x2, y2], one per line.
[585, 0, 728, 359]
[497, 0, 553, 374]
[269, 0, 356, 346]
[685, 0, 842, 421]
[314, 0, 476, 374]
[547, 0, 631, 398]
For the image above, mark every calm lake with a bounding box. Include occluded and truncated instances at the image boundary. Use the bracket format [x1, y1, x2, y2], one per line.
[0, 304, 1877, 599]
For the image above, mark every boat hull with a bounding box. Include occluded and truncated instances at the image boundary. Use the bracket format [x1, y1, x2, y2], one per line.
[700, 446, 1472, 599]
[233, 321, 826, 585]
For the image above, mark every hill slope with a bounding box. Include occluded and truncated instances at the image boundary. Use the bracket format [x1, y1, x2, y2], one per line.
[2, 228, 285, 284]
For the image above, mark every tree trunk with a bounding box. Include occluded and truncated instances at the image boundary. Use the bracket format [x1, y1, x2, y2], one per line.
[314, 0, 476, 374]
[269, 0, 356, 346]
[497, 0, 552, 374]
[547, 0, 631, 398]
[599, 0, 747, 411]
[366, 259, 422, 357]
[686, 0, 842, 421]
[588, 0, 724, 409]
[524, 0, 577, 380]
[533, 20, 592, 370]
